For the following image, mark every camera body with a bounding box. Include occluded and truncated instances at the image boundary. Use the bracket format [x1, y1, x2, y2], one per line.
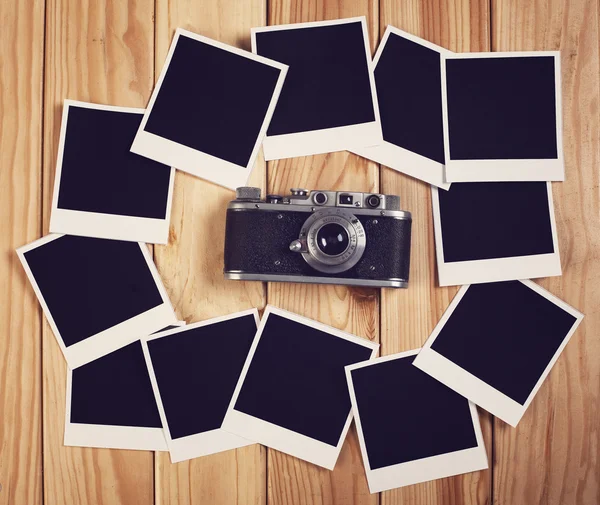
[223, 188, 412, 288]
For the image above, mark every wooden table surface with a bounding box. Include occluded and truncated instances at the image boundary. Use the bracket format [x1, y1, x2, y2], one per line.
[1, 0, 598, 504]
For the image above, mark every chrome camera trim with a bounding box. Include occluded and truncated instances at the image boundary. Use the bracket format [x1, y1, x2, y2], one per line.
[227, 201, 412, 220]
[224, 272, 409, 289]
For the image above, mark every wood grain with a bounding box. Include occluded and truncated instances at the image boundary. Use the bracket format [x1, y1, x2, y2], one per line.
[265, 2, 380, 505]
[41, 1, 156, 504]
[152, 0, 267, 504]
[378, 1, 492, 504]
[2, 0, 598, 504]
[0, 0, 44, 504]
[492, 1, 600, 504]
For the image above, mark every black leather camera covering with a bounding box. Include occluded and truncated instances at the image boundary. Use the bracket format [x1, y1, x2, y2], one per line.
[224, 209, 411, 281]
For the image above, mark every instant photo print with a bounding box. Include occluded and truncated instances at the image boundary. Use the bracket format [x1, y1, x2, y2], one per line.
[432, 181, 561, 286]
[414, 281, 584, 427]
[141, 310, 260, 463]
[49, 101, 175, 244]
[64, 322, 184, 451]
[222, 305, 379, 470]
[346, 351, 488, 493]
[252, 17, 382, 159]
[17, 234, 177, 368]
[441, 52, 563, 182]
[131, 28, 287, 190]
[351, 26, 451, 189]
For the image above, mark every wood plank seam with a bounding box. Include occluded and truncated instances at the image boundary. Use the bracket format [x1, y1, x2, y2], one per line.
[487, 5, 495, 505]
[40, 2, 48, 505]
[374, 11, 384, 505]
[151, 2, 157, 505]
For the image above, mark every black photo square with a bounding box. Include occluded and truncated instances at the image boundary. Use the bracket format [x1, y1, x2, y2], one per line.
[131, 29, 287, 190]
[351, 26, 451, 189]
[65, 339, 169, 451]
[442, 53, 564, 182]
[252, 17, 382, 159]
[142, 311, 259, 462]
[50, 101, 173, 244]
[222, 306, 378, 469]
[70, 341, 162, 428]
[432, 182, 561, 286]
[376, 32, 445, 163]
[414, 281, 583, 426]
[347, 351, 487, 493]
[17, 234, 176, 368]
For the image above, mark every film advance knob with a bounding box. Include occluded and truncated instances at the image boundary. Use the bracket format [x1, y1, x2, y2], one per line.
[235, 187, 262, 201]
[290, 188, 309, 197]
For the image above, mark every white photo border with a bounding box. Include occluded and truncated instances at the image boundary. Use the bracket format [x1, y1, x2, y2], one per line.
[141, 309, 261, 463]
[63, 320, 186, 451]
[16, 234, 177, 369]
[49, 100, 176, 244]
[413, 280, 584, 427]
[441, 51, 564, 182]
[351, 25, 452, 190]
[346, 350, 488, 494]
[131, 28, 288, 191]
[251, 17, 383, 160]
[221, 305, 379, 470]
[431, 182, 562, 286]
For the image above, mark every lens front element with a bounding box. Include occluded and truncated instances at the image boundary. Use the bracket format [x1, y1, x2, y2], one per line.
[316, 224, 350, 256]
[299, 208, 366, 274]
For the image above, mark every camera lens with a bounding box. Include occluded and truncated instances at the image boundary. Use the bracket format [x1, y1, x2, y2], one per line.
[366, 194, 381, 208]
[316, 224, 350, 256]
[313, 192, 328, 205]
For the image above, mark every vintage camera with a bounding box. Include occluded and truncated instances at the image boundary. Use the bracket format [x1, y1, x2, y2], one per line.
[223, 187, 412, 288]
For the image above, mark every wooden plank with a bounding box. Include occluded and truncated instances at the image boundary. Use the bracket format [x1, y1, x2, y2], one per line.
[152, 1, 267, 504]
[0, 0, 44, 504]
[378, 1, 492, 504]
[41, 1, 156, 504]
[265, 3, 380, 505]
[491, 1, 600, 504]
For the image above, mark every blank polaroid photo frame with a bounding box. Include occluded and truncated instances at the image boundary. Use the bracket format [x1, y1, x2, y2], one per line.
[49, 101, 175, 244]
[64, 321, 185, 451]
[141, 310, 260, 463]
[222, 305, 379, 470]
[251, 17, 382, 160]
[414, 281, 583, 427]
[441, 52, 564, 182]
[131, 28, 287, 190]
[17, 234, 177, 368]
[432, 181, 561, 286]
[351, 26, 451, 189]
[346, 350, 488, 493]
